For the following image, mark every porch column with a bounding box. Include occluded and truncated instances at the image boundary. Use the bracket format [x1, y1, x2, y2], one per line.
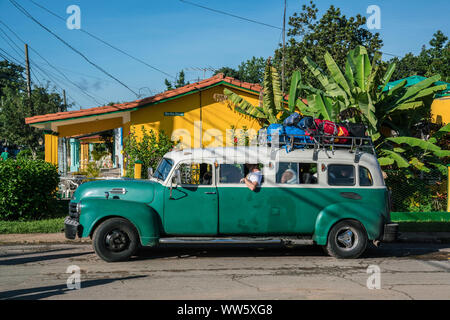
[114, 128, 123, 175]
[44, 133, 58, 165]
[69, 138, 80, 172]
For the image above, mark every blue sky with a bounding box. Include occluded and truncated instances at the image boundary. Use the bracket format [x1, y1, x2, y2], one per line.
[0, 0, 448, 110]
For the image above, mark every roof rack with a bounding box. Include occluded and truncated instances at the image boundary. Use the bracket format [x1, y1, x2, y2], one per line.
[258, 130, 376, 163]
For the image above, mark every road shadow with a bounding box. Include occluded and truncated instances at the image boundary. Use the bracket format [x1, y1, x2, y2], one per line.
[132, 242, 448, 261]
[0, 275, 146, 300]
[0, 248, 73, 259]
[132, 243, 327, 261]
[0, 251, 92, 266]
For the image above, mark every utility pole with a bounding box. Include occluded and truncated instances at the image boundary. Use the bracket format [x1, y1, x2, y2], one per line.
[24, 44, 31, 98]
[282, 0, 286, 94]
[63, 89, 67, 112]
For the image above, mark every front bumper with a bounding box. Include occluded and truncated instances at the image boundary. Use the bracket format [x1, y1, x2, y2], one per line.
[64, 216, 82, 239]
[381, 223, 399, 242]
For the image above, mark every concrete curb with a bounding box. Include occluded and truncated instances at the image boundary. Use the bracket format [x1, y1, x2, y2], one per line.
[397, 232, 450, 243]
[1, 232, 450, 245]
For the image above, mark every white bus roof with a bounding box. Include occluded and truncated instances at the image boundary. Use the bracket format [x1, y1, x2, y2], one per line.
[164, 146, 380, 168]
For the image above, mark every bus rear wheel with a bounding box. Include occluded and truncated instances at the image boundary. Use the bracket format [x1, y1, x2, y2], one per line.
[324, 220, 368, 259]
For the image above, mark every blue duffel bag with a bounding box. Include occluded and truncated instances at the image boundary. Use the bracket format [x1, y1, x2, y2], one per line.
[267, 123, 285, 143]
[284, 126, 312, 151]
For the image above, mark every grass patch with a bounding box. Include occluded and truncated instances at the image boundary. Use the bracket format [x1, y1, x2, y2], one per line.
[391, 211, 450, 222]
[0, 218, 65, 234]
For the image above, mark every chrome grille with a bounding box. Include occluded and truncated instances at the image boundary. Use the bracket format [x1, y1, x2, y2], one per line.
[69, 202, 79, 219]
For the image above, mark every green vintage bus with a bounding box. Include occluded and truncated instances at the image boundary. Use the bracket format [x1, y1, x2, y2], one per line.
[65, 145, 398, 262]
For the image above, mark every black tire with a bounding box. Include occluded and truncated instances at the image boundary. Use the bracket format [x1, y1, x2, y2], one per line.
[92, 218, 139, 262]
[323, 220, 368, 259]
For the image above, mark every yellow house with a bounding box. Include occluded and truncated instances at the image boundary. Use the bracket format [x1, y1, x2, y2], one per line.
[431, 97, 450, 125]
[25, 74, 263, 176]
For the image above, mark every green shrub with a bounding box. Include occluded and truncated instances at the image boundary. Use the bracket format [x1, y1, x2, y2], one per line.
[86, 161, 101, 178]
[123, 126, 178, 179]
[0, 159, 60, 221]
[16, 149, 33, 160]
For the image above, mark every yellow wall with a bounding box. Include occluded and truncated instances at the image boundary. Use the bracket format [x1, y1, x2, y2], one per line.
[58, 117, 124, 138]
[431, 97, 450, 125]
[130, 84, 261, 148]
[44, 134, 58, 165]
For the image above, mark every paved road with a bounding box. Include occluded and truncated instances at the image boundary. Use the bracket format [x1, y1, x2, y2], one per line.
[0, 242, 449, 300]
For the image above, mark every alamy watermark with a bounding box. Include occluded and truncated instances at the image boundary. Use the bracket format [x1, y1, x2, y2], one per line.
[366, 5, 381, 30]
[66, 5, 81, 30]
[366, 265, 381, 289]
[66, 265, 81, 290]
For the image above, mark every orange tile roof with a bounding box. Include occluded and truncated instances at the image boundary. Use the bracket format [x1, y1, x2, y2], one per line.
[25, 74, 263, 125]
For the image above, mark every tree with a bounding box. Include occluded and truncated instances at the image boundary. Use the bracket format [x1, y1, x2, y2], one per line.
[164, 70, 189, 91]
[0, 60, 26, 97]
[214, 56, 266, 84]
[273, 0, 383, 89]
[0, 82, 66, 158]
[214, 66, 240, 79]
[390, 31, 450, 82]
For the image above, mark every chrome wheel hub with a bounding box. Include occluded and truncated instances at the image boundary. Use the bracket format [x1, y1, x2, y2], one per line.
[336, 228, 357, 249]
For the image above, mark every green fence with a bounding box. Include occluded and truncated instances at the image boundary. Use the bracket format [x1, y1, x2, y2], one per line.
[385, 169, 447, 213]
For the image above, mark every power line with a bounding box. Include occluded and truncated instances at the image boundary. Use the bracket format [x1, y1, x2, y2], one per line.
[0, 44, 84, 107]
[0, 46, 43, 87]
[0, 21, 105, 106]
[0, 19, 124, 86]
[0, 29, 24, 60]
[0, 46, 23, 66]
[27, 0, 176, 79]
[179, 0, 282, 30]
[8, 0, 139, 97]
[29, 63, 84, 108]
[180, 1, 402, 59]
[35, 64, 106, 106]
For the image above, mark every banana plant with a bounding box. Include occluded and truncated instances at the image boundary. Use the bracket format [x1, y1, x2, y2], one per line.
[223, 59, 295, 126]
[297, 45, 448, 171]
[377, 123, 450, 173]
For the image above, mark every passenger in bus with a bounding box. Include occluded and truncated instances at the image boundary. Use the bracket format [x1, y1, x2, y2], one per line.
[281, 168, 297, 184]
[240, 164, 262, 191]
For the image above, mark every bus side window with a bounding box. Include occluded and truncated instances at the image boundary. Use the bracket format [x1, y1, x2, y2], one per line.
[276, 162, 318, 184]
[359, 166, 373, 186]
[328, 164, 355, 186]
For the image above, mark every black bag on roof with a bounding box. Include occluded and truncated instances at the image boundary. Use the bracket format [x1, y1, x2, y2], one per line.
[341, 123, 366, 137]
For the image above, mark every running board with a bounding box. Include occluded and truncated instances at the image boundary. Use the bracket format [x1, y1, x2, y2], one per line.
[158, 237, 314, 245]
